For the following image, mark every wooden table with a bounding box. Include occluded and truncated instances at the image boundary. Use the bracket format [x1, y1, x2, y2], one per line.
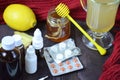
[0, 20, 113, 80]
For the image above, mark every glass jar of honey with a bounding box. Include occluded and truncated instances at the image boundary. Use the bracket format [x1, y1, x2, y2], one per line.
[45, 8, 71, 42]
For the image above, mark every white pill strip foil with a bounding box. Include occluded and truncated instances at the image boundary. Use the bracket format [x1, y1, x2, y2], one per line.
[46, 38, 82, 64]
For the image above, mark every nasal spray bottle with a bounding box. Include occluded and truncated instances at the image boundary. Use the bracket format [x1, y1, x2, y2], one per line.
[32, 28, 44, 61]
[25, 45, 37, 74]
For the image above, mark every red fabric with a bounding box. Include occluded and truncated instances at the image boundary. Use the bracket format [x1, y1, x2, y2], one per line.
[99, 32, 120, 80]
[0, 0, 120, 30]
[0, 0, 86, 24]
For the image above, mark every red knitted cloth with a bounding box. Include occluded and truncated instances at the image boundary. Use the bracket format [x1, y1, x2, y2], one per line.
[0, 0, 86, 24]
[99, 32, 120, 80]
[0, 0, 120, 29]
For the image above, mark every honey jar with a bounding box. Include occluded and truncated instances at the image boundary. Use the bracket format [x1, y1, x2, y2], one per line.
[45, 8, 71, 42]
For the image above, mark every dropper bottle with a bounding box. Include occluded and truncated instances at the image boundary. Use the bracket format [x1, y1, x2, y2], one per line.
[13, 34, 25, 68]
[25, 45, 37, 74]
[32, 28, 44, 61]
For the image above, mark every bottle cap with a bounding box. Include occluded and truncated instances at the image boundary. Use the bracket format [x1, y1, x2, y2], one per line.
[34, 28, 43, 41]
[26, 45, 35, 56]
[13, 34, 22, 47]
[1, 36, 15, 50]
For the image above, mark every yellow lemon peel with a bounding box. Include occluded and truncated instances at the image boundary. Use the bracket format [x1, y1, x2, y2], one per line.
[3, 4, 37, 31]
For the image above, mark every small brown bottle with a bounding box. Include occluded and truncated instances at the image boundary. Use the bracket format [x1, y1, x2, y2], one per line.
[0, 36, 22, 80]
[13, 34, 25, 69]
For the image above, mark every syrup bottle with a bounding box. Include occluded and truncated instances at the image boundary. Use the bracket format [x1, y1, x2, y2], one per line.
[13, 34, 25, 69]
[32, 28, 44, 61]
[0, 36, 22, 80]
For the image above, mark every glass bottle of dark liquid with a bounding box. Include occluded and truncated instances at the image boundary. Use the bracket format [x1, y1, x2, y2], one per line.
[13, 34, 25, 69]
[0, 36, 22, 80]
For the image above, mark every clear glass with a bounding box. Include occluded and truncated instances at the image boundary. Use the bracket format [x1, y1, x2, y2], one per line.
[80, 0, 120, 50]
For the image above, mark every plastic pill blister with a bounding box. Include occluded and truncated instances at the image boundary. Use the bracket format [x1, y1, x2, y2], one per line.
[46, 38, 82, 64]
[43, 38, 83, 76]
[44, 49, 83, 76]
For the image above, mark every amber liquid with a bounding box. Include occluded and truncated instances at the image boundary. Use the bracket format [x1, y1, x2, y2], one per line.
[87, 0, 119, 33]
[46, 11, 70, 42]
[0, 48, 21, 80]
[16, 44, 25, 68]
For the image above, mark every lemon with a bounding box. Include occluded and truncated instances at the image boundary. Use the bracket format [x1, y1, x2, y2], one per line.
[3, 4, 37, 31]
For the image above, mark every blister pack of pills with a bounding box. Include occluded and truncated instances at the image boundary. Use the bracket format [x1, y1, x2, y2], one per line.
[44, 49, 84, 76]
[45, 38, 82, 64]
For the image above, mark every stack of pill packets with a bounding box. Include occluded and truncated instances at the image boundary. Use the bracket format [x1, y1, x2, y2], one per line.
[43, 38, 84, 76]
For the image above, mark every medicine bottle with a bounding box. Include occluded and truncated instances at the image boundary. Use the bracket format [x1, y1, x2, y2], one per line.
[25, 45, 37, 74]
[0, 36, 22, 80]
[45, 8, 71, 42]
[13, 34, 25, 68]
[32, 28, 44, 61]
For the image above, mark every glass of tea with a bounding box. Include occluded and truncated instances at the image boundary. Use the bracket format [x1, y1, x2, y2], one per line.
[80, 0, 120, 50]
